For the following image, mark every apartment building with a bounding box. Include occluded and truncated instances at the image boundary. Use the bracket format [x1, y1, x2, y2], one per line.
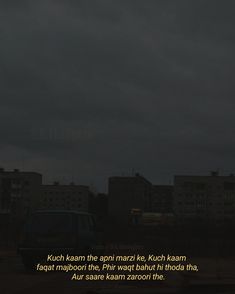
[40, 182, 90, 212]
[108, 173, 152, 223]
[0, 168, 42, 218]
[152, 185, 173, 213]
[174, 171, 235, 222]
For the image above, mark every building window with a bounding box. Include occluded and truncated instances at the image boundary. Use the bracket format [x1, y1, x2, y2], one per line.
[224, 182, 235, 190]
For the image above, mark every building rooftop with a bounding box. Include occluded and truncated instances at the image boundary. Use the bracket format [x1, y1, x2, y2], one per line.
[0, 168, 42, 176]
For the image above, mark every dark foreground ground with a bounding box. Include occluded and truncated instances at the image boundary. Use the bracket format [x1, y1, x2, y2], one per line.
[1, 248, 235, 294]
[1, 223, 235, 294]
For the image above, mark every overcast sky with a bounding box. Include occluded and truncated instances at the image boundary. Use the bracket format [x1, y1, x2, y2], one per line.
[1, 0, 235, 191]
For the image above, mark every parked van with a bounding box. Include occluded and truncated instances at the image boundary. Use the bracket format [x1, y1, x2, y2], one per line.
[18, 210, 101, 270]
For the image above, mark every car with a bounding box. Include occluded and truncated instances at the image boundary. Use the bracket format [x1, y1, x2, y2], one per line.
[18, 210, 101, 270]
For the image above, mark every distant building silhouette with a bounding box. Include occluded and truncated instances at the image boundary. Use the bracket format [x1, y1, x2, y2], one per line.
[152, 185, 173, 213]
[108, 173, 152, 223]
[174, 171, 235, 223]
[40, 182, 90, 212]
[0, 168, 42, 218]
[90, 193, 108, 216]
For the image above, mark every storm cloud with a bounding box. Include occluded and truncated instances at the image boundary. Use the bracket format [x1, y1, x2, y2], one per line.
[1, 0, 235, 190]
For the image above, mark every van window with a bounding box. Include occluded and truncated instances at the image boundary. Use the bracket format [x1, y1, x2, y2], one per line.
[26, 212, 73, 233]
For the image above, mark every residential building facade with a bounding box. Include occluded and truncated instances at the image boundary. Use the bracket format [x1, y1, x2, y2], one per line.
[152, 185, 173, 213]
[40, 182, 90, 212]
[108, 173, 152, 223]
[174, 171, 235, 223]
[0, 168, 42, 218]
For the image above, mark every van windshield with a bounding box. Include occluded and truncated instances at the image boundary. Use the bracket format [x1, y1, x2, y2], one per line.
[26, 212, 73, 234]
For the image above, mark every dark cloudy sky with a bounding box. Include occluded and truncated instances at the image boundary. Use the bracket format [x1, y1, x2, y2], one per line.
[1, 0, 235, 191]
